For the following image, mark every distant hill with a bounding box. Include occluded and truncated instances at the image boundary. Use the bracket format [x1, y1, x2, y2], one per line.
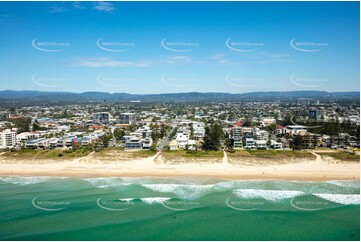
[0, 90, 359, 103]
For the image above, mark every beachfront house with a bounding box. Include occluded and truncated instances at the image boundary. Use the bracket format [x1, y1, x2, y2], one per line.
[233, 138, 243, 149]
[255, 140, 268, 149]
[142, 137, 153, 149]
[243, 137, 257, 149]
[125, 137, 143, 150]
[169, 140, 179, 150]
[270, 140, 283, 149]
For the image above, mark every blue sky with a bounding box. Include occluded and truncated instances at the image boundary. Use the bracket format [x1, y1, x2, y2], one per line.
[0, 1, 359, 94]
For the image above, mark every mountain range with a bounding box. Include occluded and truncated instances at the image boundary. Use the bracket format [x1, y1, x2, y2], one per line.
[0, 90, 359, 103]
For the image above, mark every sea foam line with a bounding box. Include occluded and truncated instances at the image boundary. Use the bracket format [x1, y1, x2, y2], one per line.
[142, 184, 214, 199]
[140, 197, 171, 204]
[233, 189, 304, 201]
[83, 177, 132, 188]
[0, 176, 56, 185]
[313, 193, 360, 205]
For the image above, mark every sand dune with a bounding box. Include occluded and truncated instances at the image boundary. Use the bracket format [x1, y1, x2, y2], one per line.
[0, 150, 359, 181]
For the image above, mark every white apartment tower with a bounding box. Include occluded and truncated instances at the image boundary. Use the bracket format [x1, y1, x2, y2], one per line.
[0, 129, 17, 149]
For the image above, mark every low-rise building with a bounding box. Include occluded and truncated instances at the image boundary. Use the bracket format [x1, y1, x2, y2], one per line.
[233, 138, 243, 149]
[275, 125, 286, 135]
[255, 140, 268, 149]
[142, 137, 153, 149]
[169, 140, 179, 150]
[260, 117, 276, 127]
[270, 140, 283, 149]
[286, 125, 307, 135]
[243, 137, 256, 149]
[125, 137, 142, 150]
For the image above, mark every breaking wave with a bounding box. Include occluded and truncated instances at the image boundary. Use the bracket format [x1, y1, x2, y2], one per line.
[142, 184, 214, 199]
[233, 189, 304, 201]
[313, 193, 360, 205]
[0, 176, 56, 185]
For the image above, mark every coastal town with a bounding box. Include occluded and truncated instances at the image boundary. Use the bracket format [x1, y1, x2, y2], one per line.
[0, 98, 359, 161]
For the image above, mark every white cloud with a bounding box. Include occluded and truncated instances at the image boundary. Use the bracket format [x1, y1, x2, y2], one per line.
[73, 2, 86, 10]
[49, 6, 66, 13]
[94, 2, 115, 12]
[209, 54, 242, 65]
[255, 51, 291, 64]
[76, 58, 151, 67]
[165, 56, 192, 64]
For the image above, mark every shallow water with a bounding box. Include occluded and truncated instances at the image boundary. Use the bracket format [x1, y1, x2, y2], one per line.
[0, 176, 359, 240]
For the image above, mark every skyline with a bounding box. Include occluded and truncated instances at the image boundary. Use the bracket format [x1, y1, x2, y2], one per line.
[0, 1, 360, 94]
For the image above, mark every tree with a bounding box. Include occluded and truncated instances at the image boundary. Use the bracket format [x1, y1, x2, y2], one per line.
[32, 120, 43, 131]
[281, 113, 293, 126]
[151, 130, 160, 143]
[128, 125, 136, 132]
[150, 144, 157, 151]
[9, 117, 31, 133]
[114, 128, 125, 141]
[204, 123, 224, 151]
[189, 123, 194, 140]
[264, 123, 276, 133]
[292, 135, 304, 150]
[243, 117, 252, 127]
[100, 134, 112, 148]
[160, 125, 167, 139]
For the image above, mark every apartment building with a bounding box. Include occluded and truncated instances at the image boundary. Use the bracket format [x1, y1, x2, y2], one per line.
[0, 129, 17, 149]
[93, 112, 111, 124]
[119, 113, 136, 125]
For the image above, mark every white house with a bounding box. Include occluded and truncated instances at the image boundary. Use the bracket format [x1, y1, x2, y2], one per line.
[286, 125, 307, 135]
[243, 137, 257, 149]
[270, 140, 283, 149]
[260, 117, 276, 127]
[169, 140, 179, 150]
[175, 131, 189, 149]
[255, 140, 268, 149]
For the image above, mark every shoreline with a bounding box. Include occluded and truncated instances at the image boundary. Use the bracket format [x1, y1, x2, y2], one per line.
[0, 151, 359, 181]
[0, 172, 359, 182]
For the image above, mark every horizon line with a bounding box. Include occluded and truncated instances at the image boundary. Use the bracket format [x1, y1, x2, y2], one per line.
[0, 89, 359, 96]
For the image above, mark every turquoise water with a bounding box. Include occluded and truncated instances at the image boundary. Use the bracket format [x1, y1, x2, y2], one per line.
[0, 176, 359, 240]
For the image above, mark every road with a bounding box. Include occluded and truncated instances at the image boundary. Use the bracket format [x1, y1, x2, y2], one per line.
[157, 126, 177, 151]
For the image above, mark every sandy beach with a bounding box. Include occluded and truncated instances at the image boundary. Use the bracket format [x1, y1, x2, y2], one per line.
[0, 150, 359, 181]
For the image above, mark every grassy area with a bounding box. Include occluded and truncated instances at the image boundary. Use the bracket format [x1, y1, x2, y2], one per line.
[0, 148, 92, 160]
[317, 152, 360, 162]
[0, 147, 156, 161]
[162, 150, 224, 158]
[226, 150, 250, 157]
[159, 150, 224, 164]
[93, 148, 156, 160]
[228, 150, 316, 160]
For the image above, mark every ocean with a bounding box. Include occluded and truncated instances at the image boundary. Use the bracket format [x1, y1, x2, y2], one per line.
[0, 176, 359, 241]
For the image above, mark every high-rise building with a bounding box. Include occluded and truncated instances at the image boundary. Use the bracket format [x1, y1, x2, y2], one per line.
[308, 108, 324, 120]
[93, 112, 111, 124]
[0, 129, 17, 149]
[119, 113, 136, 125]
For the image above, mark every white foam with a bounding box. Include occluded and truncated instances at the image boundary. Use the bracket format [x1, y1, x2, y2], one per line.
[142, 184, 214, 199]
[0, 176, 53, 185]
[119, 198, 134, 202]
[83, 177, 131, 188]
[140, 197, 171, 204]
[313, 193, 360, 205]
[233, 189, 304, 202]
[325, 180, 360, 189]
